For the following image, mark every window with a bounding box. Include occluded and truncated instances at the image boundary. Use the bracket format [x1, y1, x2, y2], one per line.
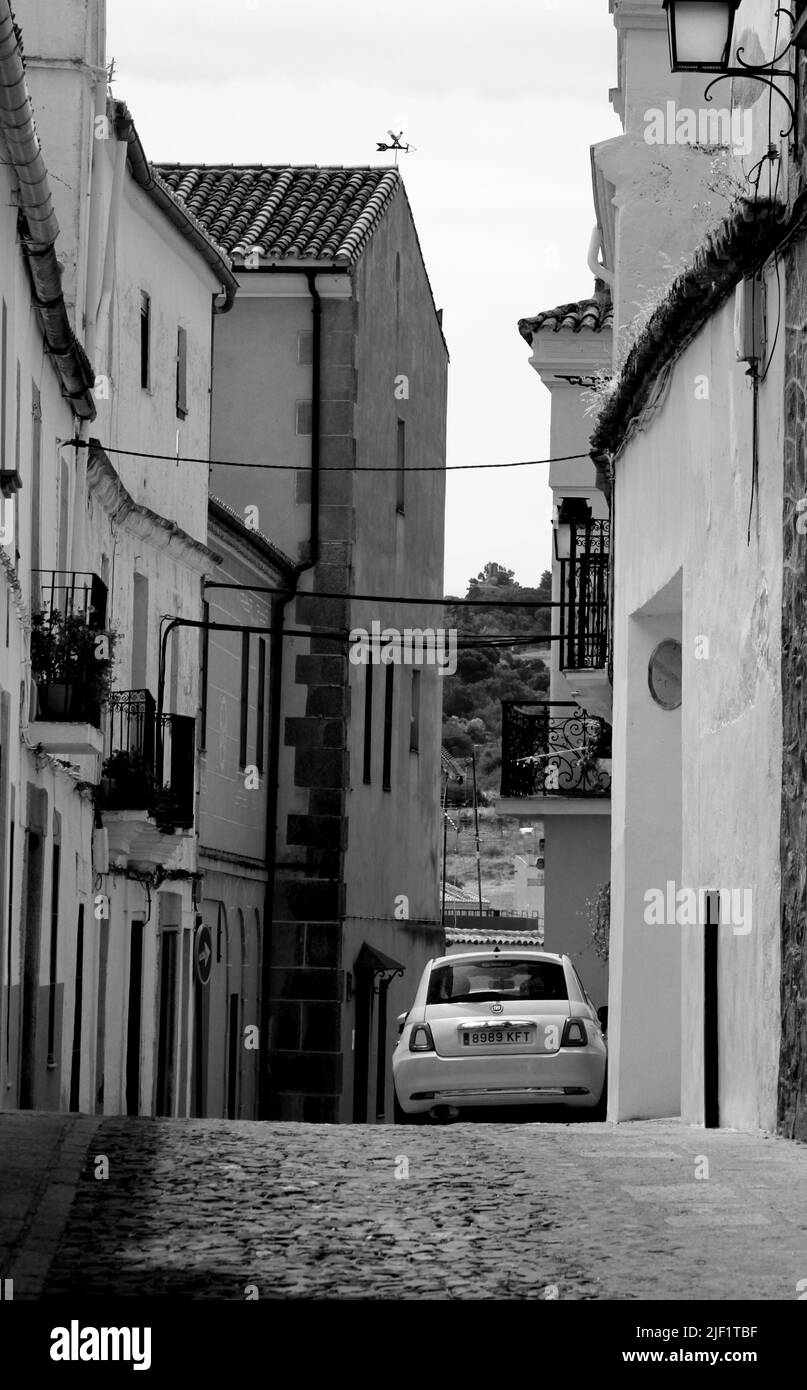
[57, 458, 69, 573]
[363, 663, 373, 784]
[409, 670, 420, 753]
[296, 400, 313, 435]
[396, 418, 405, 514]
[14, 361, 19, 479]
[200, 598, 210, 750]
[382, 664, 394, 790]
[427, 958, 568, 1005]
[176, 326, 188, 419]
[239, 631, 250, 769]
[140, 292, 151, 389]
[298, 330, 314, 365]
[47, 819, 60, 1066]
[132, 574, 149, 690]
[256, 638, 267, 773]
[648, 638, 682, 709]
[30, 383, 41, 579]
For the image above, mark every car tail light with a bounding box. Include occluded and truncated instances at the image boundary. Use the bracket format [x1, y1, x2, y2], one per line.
[409, 1023, 435, 1053]
[561, 1019, 588, 1047]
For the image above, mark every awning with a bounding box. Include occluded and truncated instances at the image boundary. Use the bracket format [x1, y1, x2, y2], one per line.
[354, 942, 406, 975]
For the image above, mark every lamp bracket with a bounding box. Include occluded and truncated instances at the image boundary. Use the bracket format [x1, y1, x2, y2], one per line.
[703, 69, 797, 143]
[685, 7, 802, 149]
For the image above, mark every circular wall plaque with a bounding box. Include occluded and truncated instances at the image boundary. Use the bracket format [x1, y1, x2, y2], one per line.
[648, 638, 682, 710]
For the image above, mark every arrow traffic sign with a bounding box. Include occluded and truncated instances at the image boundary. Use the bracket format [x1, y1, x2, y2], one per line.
[195, 924, 213, 986]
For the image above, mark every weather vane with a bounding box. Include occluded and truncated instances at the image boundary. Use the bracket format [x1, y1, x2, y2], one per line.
[375, 130, 416, 165]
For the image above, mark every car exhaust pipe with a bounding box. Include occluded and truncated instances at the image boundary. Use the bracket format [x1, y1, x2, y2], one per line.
[428, 1104, 460, 1122]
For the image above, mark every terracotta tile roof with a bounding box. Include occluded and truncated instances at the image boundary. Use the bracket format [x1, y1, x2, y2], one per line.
[155, 164, 401, 265]
[519, 280, 613, 345]
[445, 929, 545, 948]
[208, 495, 295, 575]
[443, 882, 490, 906]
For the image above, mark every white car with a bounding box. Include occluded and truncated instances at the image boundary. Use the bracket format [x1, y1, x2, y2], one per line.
[392, 950, 607, 1122]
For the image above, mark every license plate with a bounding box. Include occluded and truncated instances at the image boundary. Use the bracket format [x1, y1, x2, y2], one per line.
[462, 1029, 534, 1047]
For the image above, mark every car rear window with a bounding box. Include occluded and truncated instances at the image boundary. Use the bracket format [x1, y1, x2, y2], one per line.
[427, 958, 568, 1004]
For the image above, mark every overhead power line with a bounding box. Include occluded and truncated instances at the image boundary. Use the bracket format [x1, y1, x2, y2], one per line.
[205, 583, 561, 608]
[63, 438, 591, 473]
[175, 618, 557, 648]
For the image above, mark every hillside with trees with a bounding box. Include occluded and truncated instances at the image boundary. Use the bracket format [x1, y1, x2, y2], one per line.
[442, 562, 550, 800]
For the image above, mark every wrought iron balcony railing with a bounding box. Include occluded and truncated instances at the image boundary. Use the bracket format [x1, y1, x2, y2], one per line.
[101, 689, 195, 828]
[30, 571, 110, 726]
[559, 520, 609, 671]
[501, 700, 612, 799]
[32, 570, 108, 629]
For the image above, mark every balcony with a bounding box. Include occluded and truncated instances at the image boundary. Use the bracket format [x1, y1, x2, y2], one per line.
[557, 519, 611, 721]
[559, 520, 609, 670]
[32, 569, 108, 629]
[29, 570, 110, 756]
[99, 689, 196, 866]
[500, 701, 611, 813]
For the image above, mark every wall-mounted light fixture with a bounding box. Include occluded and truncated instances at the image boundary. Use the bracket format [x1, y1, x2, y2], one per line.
[663, 1, 807, 142]
[553, 497, 591, 563]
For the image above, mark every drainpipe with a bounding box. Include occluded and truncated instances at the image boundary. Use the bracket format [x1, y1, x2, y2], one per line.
[257, 264, 339, 1119]
[587, 226, 614, 290]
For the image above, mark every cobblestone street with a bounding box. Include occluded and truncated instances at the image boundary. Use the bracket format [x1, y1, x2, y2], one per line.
[2, 1112, 807, 1300]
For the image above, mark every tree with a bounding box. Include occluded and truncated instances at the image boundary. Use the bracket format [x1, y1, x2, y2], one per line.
[441, 563, 550, 800]
[467, 561, 517, 596]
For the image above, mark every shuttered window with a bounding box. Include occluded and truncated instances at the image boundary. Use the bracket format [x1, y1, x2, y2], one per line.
[176, 326, 188, 419]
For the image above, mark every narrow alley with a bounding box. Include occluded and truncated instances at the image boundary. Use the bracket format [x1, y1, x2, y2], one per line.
[3, 1112, 806, 1302]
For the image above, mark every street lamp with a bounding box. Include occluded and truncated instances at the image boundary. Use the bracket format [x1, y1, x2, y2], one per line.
[553, 497, 590, 563]
[553, 511, 571, 563]
[662, 2, 807, 143]
[663, 0, 741, 73]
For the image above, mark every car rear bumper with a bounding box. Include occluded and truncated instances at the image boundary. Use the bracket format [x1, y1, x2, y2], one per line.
[393, 1046, 606, 1113]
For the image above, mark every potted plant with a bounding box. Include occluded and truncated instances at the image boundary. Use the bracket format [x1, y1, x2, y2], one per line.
[31, 610, 117, 724]
[100, 748, 153, 809]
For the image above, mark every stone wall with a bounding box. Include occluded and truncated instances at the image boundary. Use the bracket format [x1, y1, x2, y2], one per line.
[778, 232, 807, 1140]
[267, 294, 355, 1122]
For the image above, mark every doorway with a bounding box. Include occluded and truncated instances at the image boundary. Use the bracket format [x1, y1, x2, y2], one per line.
[126, 921, 144, 1115]
[19, 827, 44, 1109]
[352, 965, 373, 1124]
[226, 992, 239, 1119]
[68, 905, 84, 1111]
[155, 930, 178, 1117]
[351, 942, 405, 1123]
[704, 890, 720, 1127]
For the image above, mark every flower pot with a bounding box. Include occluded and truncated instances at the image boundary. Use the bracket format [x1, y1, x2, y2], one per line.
[36, 682, 76, 719]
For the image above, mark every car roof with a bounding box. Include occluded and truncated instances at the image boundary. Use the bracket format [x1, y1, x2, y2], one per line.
[430, 950, 565, 969]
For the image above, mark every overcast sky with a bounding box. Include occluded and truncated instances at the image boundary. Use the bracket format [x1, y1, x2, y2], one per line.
[106, 0, 621, 596]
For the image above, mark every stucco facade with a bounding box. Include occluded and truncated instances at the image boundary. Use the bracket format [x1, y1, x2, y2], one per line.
[196, 501, 293, 1120]
[592, 0, 793, 1132]
[194, 174, 448, 1122]
[604, 287, 783, 1127]
[500, 287, 612, 1010]
[0, 0, 252, 1120]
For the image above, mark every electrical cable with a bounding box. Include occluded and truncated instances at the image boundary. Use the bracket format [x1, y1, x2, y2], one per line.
[61, 437, 590, 473]
[206, 583, 558, 608]
[208, 621, 557, 649]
